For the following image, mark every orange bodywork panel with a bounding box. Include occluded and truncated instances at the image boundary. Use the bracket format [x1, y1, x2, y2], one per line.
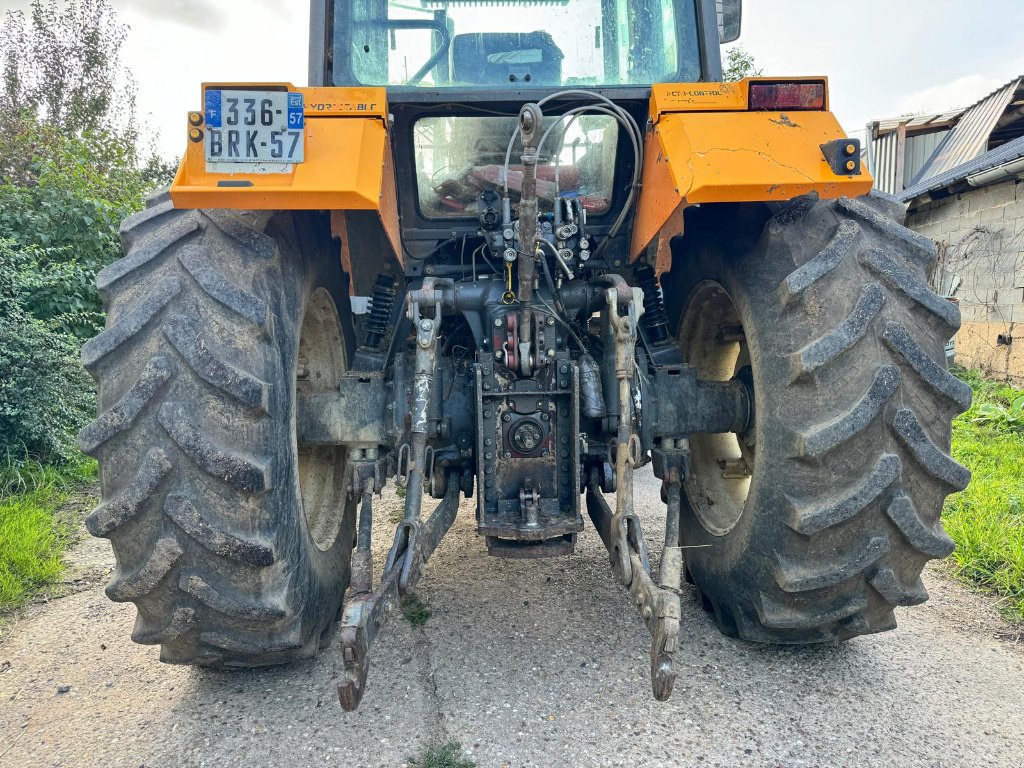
[332, 138, 403, 288]
[170, 85, 393, 211]
[170, 84, 401, 270]
[631, 78, 874, 263]
[172, 117, 389, 210]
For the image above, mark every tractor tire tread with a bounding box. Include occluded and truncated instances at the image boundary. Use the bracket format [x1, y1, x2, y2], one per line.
[80, 206, 353, 667]
[670, 192, 970, 644]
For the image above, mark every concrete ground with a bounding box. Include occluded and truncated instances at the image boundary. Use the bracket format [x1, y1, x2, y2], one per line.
[1, 467, 1022, 768]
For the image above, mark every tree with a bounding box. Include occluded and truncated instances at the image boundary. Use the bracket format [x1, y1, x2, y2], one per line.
[722, 46, 762, 82]
[1, 0, 133, 135]
[0, 0, 173, 198]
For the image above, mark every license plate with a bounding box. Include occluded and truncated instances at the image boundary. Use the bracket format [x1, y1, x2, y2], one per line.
[204, 89, 304, 168]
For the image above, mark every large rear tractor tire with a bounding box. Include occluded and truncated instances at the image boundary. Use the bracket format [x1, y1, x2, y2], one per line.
[662, 192, 971, 643]
[79, 196, 357, 666]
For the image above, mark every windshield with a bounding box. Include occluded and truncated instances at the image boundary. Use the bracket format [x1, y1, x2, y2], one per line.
[332, 0, 702, 88]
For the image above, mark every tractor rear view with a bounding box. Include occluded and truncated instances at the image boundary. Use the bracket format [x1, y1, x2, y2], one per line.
[80, 0, 970, 709]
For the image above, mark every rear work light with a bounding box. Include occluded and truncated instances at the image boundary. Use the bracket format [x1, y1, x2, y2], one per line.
[749, 81, 826, 111]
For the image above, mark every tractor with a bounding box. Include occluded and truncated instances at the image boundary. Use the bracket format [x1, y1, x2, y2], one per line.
[79, 0, 971, 710]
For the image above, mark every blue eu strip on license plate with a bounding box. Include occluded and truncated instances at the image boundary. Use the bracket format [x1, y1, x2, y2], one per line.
[205, 90, 223, 128]
[288, 93, 305, 129]
[204, 89, 305, 167]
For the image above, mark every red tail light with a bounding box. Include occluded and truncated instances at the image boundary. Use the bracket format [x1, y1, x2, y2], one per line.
[749, 81, 826, 111]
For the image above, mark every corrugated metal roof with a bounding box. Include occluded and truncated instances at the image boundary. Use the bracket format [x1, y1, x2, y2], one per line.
[874, 110, 964, 136]
[908, 77, 1023, 185]
[899, 134, 1024, 202]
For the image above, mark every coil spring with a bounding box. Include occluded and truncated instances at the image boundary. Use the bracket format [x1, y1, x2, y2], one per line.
[635, 265, 670, 345]
[364, 274, 396, 349]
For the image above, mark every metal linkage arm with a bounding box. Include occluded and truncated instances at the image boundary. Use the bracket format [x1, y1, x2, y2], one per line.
[337, 475, 460, 711]
[586, 470, 681, 701]
[585, 286, 683, 702]
[337, 282, 461, 712]
[396, 282, 444, 538]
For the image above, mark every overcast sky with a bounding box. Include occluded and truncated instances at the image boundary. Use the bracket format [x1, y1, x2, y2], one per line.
[1, 0, 1022, 158]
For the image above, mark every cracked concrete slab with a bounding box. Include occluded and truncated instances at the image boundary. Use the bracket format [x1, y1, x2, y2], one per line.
[1, 467, 1022, 768]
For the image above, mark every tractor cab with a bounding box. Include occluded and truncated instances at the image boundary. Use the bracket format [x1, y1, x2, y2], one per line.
[311, 0, 736, 248]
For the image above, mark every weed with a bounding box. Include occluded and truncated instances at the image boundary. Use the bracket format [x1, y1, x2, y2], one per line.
[412, 741, 475, 768]
[973, 395, 1024, 432]
[401, 592, 431, 626]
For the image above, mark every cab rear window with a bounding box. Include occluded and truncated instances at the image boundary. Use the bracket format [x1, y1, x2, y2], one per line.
[412, 114, 619, 219]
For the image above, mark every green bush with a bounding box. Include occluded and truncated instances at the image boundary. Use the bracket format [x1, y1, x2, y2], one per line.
[0, 313, 94, 463]
[0, 235, 104, 336]
[0, 243, 95, 463]
[0, 129, 139, 462]
[0, 121, 159, 339]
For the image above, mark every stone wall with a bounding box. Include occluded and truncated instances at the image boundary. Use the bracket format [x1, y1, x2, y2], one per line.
[907, 178, 1024, 385]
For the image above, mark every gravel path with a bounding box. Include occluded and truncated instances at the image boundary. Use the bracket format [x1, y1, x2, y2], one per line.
[1, 468, 1022, 768]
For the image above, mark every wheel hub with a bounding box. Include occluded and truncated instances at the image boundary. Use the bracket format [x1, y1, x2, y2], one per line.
[678, 280, 757, 537]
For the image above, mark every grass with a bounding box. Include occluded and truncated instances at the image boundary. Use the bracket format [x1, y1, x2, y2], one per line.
[411, 742, 475, 768]
[943, 367, 1024, 622]
[0, 455, 97, 610]
[401, 592, 431, 626]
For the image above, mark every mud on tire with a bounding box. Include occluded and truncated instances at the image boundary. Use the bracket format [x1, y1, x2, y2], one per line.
[662, 192, 971, 643]
[79, 194, 357, 666]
